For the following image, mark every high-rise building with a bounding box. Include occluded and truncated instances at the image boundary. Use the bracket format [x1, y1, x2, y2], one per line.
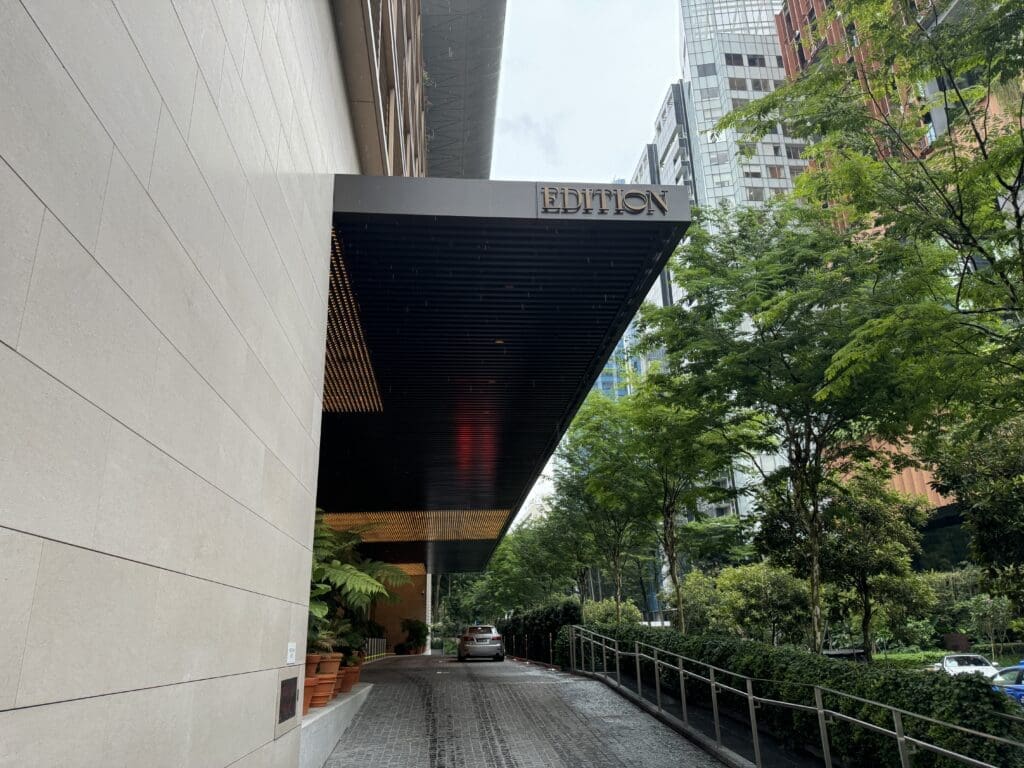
[678, 0, 809, 209]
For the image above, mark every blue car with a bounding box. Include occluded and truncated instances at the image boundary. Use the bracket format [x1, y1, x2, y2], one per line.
[992, 663, 1024, 706]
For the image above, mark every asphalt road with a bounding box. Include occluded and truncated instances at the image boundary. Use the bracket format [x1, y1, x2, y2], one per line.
[326, 654, 724, 768]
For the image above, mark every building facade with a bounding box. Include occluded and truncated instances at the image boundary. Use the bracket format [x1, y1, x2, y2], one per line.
[679, 0, 809, 210]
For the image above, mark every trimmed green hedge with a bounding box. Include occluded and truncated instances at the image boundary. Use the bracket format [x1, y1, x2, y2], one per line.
[497, 599, 580, 664]
[873, 650, 948, 670]
[558, 624, 1024, 768]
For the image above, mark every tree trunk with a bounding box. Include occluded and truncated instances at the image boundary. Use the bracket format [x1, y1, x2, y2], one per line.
[662, 505, 686, 634]
[809, 524, 824, 653]
[860, 579, 874, 662]
[613, 555, 623, 624]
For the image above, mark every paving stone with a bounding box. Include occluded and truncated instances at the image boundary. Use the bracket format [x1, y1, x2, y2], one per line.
[326, 654, 722, 768]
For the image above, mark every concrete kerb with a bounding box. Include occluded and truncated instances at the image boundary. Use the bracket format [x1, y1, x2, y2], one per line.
[299, 683, 374, 768]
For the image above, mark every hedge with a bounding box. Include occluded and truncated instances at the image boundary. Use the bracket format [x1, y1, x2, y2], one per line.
[557, 624, 1024, 768]
[497, 599, 581, 664]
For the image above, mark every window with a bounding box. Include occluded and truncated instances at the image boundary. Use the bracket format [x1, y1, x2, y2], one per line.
[750, 78, 770, 92]
[743, 169, 762, 178]
[767, 165, 785, 179]
[776, 55, 784, 68]
[710, 150, 729, 165]
[774, 79, 786, 89]
[697, 63, 717, 77]
[786, 144, 803, 160]
[772, 145, 782, 156]
[698, 86, 720, 100]
[746, 186, 765, 202]
[725, 52, 744, 66]
[747, 54, 766, 67]
[790, 165, 805, 178]
[728, 77, 747, 91]
[731, 98, 749, 110]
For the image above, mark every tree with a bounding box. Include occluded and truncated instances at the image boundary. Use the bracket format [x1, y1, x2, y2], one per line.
[967, 594, 1014, 662]
[714, 563, 810, 646]
[821, 467, 931, 660]
[641, 200, 929, 651]
[616, 379, 751, 632]
[926, 414, 1024, 609]
[552, 393, 656, 624]
[678, 515, 756, 573]
[719, 0, 1024, 416]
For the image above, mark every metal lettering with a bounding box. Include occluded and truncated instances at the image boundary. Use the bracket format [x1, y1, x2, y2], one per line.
[622, 191, 648, 214]
[649, 190, 670, 214]
[540, 186, 560, 212]
[560, 187, 582, 213]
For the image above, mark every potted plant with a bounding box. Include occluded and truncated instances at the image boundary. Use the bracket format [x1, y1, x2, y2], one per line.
[401, 618, 429, 654]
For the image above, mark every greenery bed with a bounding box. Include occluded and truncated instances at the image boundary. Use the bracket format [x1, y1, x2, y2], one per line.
[556, 623, 1024, 768]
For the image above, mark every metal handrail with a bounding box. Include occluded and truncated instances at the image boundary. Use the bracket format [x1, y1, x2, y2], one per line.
[569, 625, 1023, 768]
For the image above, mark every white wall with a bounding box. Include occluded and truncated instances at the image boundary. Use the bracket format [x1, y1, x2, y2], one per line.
[0, 0, 357, 765]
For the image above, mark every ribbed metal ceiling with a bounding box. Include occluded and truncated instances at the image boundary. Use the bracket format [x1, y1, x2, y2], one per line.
[319, 177, 689, 572]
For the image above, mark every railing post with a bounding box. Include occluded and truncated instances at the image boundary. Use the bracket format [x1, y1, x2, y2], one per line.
[635, 641, 642, 698]
[614, 639, 621, 687]
[569, 627, 576, 671]
[709, 667, 722, 747]
[678, 657, 688, 725]
[814, 687, 833, 768]
[893, 710, 912, 768]
[590, 633, 596, 673]
[654, 650, 662, 713]
[746, 678, 762, 768]
[602, 637, 608, 674]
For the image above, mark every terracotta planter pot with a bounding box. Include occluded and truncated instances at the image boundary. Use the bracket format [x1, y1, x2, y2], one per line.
[350, 665, 362, 685]
[305, 653, 322, 679]
[310, 673, 336, 707]
[338, 666, 357, 693]
[302, 676, 317, 715]
[318, 655, 342, 675]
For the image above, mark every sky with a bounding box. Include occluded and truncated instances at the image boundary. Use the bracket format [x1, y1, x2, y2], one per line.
[495, 1, 682, 525]
[491, 0, 682, 184]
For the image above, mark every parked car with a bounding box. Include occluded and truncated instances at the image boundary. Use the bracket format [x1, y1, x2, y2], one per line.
[992, 663, 1024, 706]
[936, 654, 1000, 678]
[457, 625, 505, 662]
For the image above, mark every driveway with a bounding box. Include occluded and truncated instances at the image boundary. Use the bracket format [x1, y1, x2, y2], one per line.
[326, 654, 723, 768]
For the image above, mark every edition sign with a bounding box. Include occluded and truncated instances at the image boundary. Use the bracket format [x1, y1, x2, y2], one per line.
[538, 185, 670, 216]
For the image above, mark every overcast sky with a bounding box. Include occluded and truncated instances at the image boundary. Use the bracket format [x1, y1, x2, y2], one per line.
[491, 0, 682, 183]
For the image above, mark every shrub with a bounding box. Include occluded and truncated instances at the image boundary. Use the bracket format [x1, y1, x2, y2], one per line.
[565, 623, 1024, 768]
[581, 598, 642, 626]
[498, 598, 581, 664]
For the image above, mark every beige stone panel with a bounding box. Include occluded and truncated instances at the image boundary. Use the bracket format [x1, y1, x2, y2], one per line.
[93, 425, 201, 574]
[188, 79, 247, 241]
[257, 10, 295, 149]
[0, 671, 279, 767]
[217, 54, 270, 182]
[0, 681, 192, 768]
[0, 0, 113, 250]
[229, 726, 299, 768]
[15, 542, 161, 706]
[171, 0, 227, 96]
[113, 0, 199, 137]
[146, 337, 264, 513]
[23, 0, 161, 183]
[0, 529, 43, 709]
[212, 0, 250, 73]
[260, 448, 314, 547]
[185, 670, 279, 767]
[19, 211, 162, 434]
[0, 158, 44, 347]
[240, 27, 282, 165]
[96, 150, 249, 413]
[0, 345, 111, 545]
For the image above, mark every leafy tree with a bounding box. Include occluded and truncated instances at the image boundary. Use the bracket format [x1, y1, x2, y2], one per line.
[820, 468, 931, 659]
[678, 515, 756, 573]
[968, 593, 1015, 662]
[714, 563, 810, 646]
[582, 597, 643, 626]
[926, 415, 1024, 609]
[719, 0, 1024, 414]
[641, 200, 929, 651]
[615, 379, 752, 632]
[552, 393, 656, 623]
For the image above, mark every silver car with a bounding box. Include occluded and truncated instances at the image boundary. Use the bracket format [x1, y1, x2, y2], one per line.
[457, 625, 505, 662]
